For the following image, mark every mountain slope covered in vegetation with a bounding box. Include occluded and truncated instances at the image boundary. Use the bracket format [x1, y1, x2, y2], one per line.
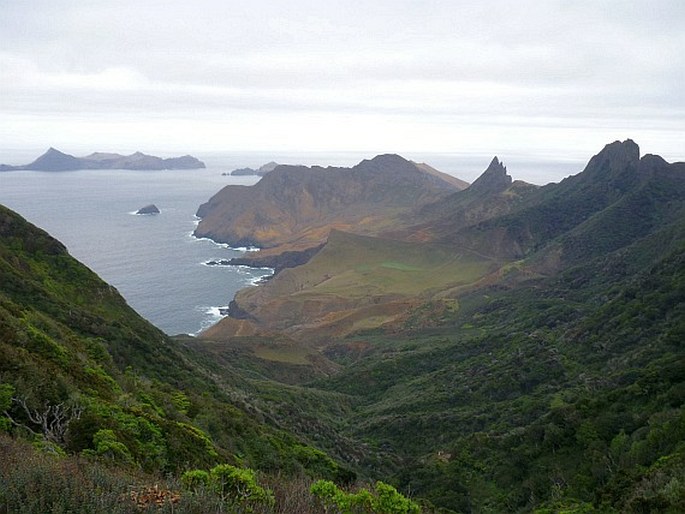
[0, 204, 357, 503]
[1, 140, 683, 513]
[194, 140, 685, 512]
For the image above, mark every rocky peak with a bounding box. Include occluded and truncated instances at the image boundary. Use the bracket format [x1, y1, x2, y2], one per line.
[40, 147, 74, 160]
[354, 154, 462, 191]
[350, 154, 421, 183]
[582, 139, 640, 179]
[355, 154, 414, 175]
[467, 156, 513, 195]
[29, 147, 82, 171]
[369, 154, 408, 166]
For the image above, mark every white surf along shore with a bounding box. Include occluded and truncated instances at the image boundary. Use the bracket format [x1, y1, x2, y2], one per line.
[188, 218, 273, 334]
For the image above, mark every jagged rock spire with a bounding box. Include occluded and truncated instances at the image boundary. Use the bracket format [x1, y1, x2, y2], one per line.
[467, 156, 513, 194]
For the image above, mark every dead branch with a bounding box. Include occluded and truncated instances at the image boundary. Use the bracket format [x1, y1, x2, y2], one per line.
[4, 397, 82, 444]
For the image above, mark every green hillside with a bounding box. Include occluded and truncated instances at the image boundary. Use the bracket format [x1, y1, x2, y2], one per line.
[313, 219, 685, 511]
[0, 204, 363, 512]
[218, 230, 497, 340]
[198, 140, 685, 512]
[2, 140, 683, 513]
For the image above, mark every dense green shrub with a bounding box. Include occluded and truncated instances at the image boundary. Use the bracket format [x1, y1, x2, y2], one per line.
[310, 479, 420, 513]
[84, 428, 134, 464]
[179, 464, 275, 510]
[181, 469, 210, 492]
[373, 481, 421, 514]
[0, 383, 13, 433]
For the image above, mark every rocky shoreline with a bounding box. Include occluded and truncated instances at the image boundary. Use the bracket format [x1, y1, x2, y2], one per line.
[224, 244, 324, 276]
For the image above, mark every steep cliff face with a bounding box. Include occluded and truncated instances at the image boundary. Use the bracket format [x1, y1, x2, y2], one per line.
[194, 154, 466, 251]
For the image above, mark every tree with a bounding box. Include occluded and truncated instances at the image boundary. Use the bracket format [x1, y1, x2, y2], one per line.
[2, 392, 82, 444]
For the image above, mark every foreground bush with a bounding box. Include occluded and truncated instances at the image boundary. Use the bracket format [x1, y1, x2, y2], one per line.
[0, 435, 135, 513]
[310, 479, 421, 513]
[181, 463, 275, 510]
[1, 433, 437, 513]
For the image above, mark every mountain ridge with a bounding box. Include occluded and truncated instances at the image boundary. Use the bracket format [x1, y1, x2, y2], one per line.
[203, 140, 685, 344]
[194, 153, 468, 253]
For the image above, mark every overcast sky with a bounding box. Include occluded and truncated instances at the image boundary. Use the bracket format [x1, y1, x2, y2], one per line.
[1, 0, 683, 163]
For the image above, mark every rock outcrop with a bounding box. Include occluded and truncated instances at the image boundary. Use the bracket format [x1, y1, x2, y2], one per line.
[466, 156, 513, 195]
[136, 204, 160, 215]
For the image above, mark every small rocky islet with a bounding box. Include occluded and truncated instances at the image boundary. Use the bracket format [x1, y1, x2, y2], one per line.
[135, 204, 160, 215]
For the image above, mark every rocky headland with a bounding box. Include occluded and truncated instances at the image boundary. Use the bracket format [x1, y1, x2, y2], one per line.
[194, 153, 468, 253]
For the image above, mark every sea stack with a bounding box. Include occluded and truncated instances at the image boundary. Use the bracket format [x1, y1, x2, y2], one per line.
[136, 204, 160, 215]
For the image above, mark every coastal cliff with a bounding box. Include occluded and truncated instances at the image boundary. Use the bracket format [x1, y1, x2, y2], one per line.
[194, 153, 468, 251]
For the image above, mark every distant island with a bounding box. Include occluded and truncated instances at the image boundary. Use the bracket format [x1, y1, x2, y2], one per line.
[0, 147, 205, 171]
[222, 161, 280, 176]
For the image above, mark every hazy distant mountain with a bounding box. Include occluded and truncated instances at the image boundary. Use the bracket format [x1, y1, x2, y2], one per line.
[0, 147, 205, 171]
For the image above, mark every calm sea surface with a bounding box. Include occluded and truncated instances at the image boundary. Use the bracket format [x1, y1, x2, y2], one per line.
[0, 151, 583, 335]
[0, 162, 273, 335]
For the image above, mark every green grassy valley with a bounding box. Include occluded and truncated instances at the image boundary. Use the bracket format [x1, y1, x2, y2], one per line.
[206, 230, 498, 341]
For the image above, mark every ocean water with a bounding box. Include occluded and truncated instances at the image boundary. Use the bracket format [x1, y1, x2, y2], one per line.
[0, 164, 272, 335]
[0, 151, 584, 335]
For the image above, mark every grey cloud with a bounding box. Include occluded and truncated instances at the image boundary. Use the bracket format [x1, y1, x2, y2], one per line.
[1, 0, 683, 156]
